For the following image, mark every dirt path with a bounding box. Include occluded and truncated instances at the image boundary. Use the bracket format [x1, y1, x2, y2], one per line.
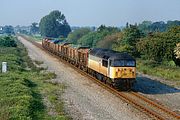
[18, 36, 150, 120]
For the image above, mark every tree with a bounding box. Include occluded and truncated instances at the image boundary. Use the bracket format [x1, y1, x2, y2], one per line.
[112, 25, 144, 57]
[30, 22, 39, 34]
[122, 25, 144, 46]
[149, 21, 166, 32]
[77, 25, 119, 47]
[39, 10, 71, 38]
[77, 32, 95, 47]
[96, 32, 122, 49]
[167, 20, 180, 29]
[138, 20, 180, 34]
[136, 26, 180, 63]
[3, 25, 14, 35]
[66, 28, 91, 44]
[138, 21, 152, 34]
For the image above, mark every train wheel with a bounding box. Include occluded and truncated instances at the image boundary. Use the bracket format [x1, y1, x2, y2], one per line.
[96, 73, 103, 81]
[122, 80, 132, 91]
[103, 76, 108, 84]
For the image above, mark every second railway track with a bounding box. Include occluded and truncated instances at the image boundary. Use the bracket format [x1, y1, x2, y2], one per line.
[21, 36, 180, 120]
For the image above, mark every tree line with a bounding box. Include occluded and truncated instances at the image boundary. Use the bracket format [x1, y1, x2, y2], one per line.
[138, 20, 180, 34]
[0, 25, 15, 35]
[65, 23, 180, 66]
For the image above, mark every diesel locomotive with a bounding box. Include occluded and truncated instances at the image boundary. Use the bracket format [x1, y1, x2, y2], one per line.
[42, 38, 136, 90]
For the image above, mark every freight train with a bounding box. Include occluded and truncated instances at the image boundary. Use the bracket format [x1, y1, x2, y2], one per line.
[42, 38, 136, 90]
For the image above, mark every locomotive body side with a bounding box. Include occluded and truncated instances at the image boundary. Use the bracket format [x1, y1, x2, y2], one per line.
[88, 55, 108, 76]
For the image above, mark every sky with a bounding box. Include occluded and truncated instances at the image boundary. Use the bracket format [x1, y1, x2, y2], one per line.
[0, 0, 180, 27]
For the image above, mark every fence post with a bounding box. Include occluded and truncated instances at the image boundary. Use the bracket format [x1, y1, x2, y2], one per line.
[2, 62, 7, 73]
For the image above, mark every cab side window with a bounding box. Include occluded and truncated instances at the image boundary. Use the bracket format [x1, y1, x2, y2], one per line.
[102, 60, 108, 67]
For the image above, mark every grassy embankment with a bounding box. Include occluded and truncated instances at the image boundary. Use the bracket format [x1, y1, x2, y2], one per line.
[137, 59, 180, 86]
[0, 36, 69, 120]
[29, 35, 43, 42]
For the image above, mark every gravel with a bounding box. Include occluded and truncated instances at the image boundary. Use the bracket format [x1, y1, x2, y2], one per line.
[18, 36, 150, 120]
[134, 73, 180, 113]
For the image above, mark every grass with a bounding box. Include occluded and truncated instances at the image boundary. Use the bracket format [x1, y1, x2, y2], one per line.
[17, 34, 42, 43]
[26, 34, 43, 42]
[0, 36, 69, 120]
[42, 79, 68, 119]
[31, 35, 43, 42]
[137, 59, 180, 86]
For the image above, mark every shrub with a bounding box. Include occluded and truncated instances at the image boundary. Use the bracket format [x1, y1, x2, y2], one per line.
[0, 36, 17, 47]
[136, 26, 180, 63]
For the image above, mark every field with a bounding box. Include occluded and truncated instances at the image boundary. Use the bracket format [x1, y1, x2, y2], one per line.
[0, 36, 69, 120]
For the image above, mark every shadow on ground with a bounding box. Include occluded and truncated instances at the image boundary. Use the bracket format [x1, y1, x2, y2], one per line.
[133, 76, 180, 94]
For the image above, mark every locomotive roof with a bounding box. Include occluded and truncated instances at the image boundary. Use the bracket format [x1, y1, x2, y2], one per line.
[44, 37, 52, 40]
[47, 39, 63, 44]
[78, 46, 90, 49]
[56, 40, 65, 44]
[53, 40, 64, 44]
[89, 48, 135, 60]
[58, 42, 72, 45]
[69, 44, 81, 48]
[67, 44, 90, 49]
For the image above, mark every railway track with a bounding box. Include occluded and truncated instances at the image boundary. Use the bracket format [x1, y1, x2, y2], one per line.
[21, 36, 180, 120]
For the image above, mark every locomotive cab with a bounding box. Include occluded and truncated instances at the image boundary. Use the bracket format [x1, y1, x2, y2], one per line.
[108, 59, 136, 79]
[88, 48, 136, 90]
[108, 53, 136, 89]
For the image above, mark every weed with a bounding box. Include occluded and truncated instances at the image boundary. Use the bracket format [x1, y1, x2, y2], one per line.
[34, 60, 44, 65]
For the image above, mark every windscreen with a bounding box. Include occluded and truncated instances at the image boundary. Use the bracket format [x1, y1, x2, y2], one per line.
[111, 60, 135, 67]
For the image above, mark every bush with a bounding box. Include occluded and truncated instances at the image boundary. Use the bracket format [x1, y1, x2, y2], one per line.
[0, 36, 17, 47]
[162, 60, 176, 67]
